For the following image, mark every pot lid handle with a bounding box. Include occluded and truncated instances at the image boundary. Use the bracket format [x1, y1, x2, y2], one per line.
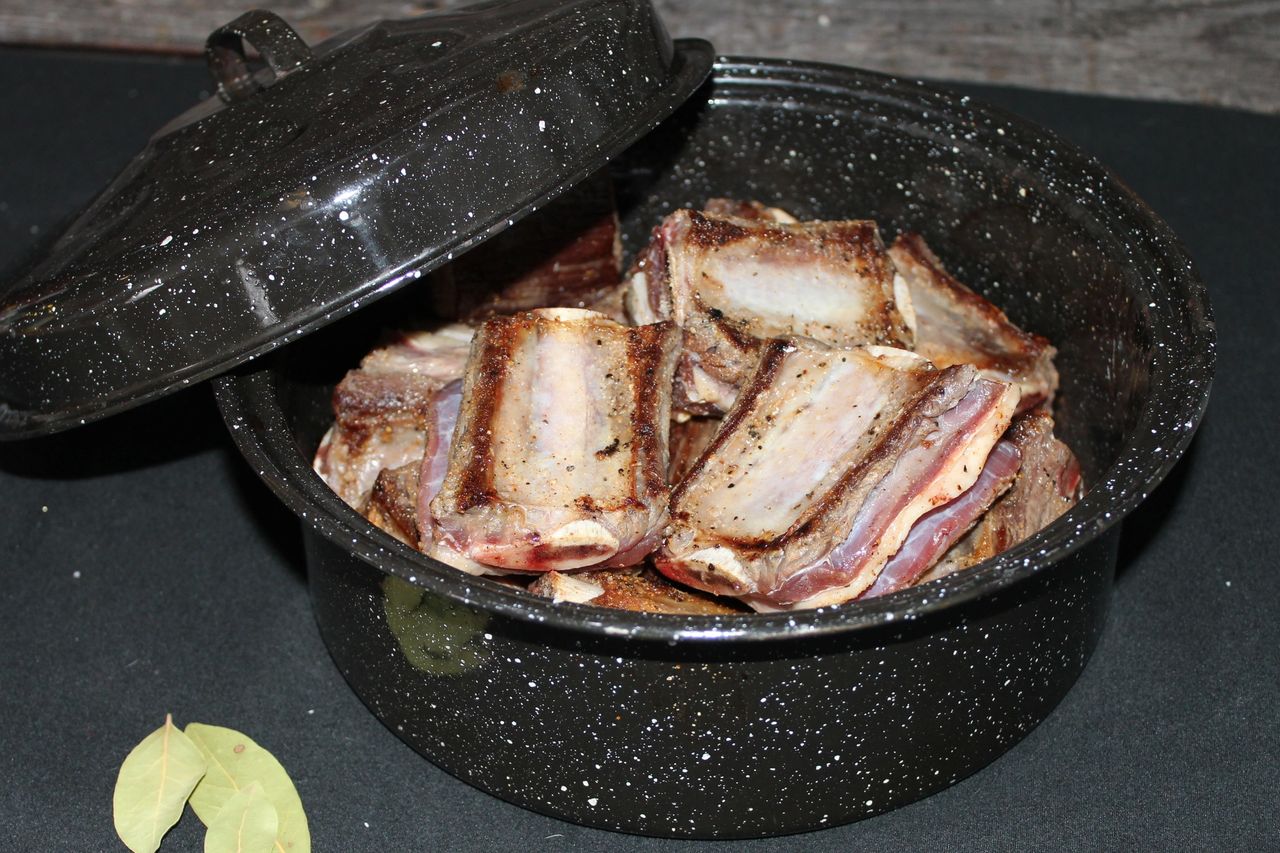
[206, 9, 314, 103]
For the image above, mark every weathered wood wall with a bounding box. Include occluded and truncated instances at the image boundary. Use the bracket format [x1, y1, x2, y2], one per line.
[0, 0, 1275, 113]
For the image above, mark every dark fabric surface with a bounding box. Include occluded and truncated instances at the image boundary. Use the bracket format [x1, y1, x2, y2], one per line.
[0, 49, 1275, 852]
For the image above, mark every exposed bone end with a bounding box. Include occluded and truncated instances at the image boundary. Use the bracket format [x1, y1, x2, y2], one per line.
[427, 539, 501, 577]
[892, 271, 918, 343]
[864, 345, 931, 369]
[624, 268, 661, 325]
[547, 519, 620, 552]
[762, 205, 798, 224]
[528, 306, 609, 323]
[464, 520, 622, 572]
[528, 571, 605, 604]
[659, 546, 754, 595]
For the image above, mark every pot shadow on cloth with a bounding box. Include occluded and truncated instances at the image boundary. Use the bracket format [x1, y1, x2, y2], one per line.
[0, 384, 225, 477]
[0, 381, 311, 582]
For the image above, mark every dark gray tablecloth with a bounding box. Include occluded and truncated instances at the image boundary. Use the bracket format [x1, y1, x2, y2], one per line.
[1, 48, 1275, 852]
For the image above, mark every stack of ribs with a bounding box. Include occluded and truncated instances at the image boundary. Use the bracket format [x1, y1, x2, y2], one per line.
[316, 183, 1080, 613]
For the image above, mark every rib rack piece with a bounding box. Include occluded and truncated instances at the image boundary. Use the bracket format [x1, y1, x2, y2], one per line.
[655, 339, 1020, 610]
[920, 411, 1082, 583]
[314, 323, 473, 506]
[430, 308, 680, 571]
[889, 233, 1058, 412]
[626, 209, 914, 414]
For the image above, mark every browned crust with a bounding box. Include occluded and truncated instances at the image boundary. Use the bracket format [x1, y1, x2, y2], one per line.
[452, 316, 521, 512]
[531, 567, 746, 615]
[591, 567, 746, 614]
[331, 372, 437, 450]
[782, 364, 971, 547]
[685, 209, 754, 248]
[624, 321, 678, 504]
[367, 463, 421, 544]
[668, 338, 796, 509]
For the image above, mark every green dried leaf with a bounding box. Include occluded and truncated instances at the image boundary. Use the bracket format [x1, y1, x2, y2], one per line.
[203, 782, 278, 853]
[185, 723, 310, 853]
[113, 714, 208, 853]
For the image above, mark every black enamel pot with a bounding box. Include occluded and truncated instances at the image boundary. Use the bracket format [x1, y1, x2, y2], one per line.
[214, 59, 1213, 838]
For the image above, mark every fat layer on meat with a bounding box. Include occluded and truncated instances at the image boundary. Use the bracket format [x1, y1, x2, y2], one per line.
[431, 308, 680, 571]
[314, 323, 473, 506]
[921, 410, 1082, 583]
[859, 436, 1023, 598]
[889, 233, 1058, 412]
[656, 338, 1019, 610]
[625, 209, 914, 414]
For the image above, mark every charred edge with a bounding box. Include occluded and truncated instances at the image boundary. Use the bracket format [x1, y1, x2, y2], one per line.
[575, 494, 644, 514]
[669, 337, 796, 508]
[453, 317, 520, 512]
[847, 222, 914, 347]
[697, 294, 760, 354]
[370, 465, 420, 543]
[625, 322, 678, 502]
[685, 209, 754, 248]
[781, 365, 975, 547]
[334, 373, 442, 421]
[894, 232, 1052, 355]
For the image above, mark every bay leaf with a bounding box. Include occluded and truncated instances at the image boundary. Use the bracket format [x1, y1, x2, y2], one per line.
[204, 781, 278, 853]
[113, 713, 208, 853]
[186, 723, 310, 853]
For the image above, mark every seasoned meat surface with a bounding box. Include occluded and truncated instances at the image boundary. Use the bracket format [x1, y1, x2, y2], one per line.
[315, 324, 473, 506]
[656, 339, 1019, 610]
[922, 410, 1082, 582]
[626, 209, 914, 414]
[889, 233, 1058, 412]
[431, 308, 680, 572]
[363, 462, 422, 546]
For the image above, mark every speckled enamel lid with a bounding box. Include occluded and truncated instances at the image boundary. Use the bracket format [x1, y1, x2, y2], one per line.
[0, 0, 713, 438]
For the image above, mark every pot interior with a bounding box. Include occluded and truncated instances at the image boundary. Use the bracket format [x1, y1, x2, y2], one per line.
[237, 58, 1212, 629]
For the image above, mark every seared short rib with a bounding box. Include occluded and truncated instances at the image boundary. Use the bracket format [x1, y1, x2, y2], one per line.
[656, 339, 1019, 610]
[430, 308, 680, 571]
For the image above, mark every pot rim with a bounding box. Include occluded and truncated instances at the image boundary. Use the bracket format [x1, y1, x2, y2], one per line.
[214, 56, 1215, 645]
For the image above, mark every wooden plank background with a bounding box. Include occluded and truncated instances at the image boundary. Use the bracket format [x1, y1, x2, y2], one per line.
[0, 0, 1275, 113]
